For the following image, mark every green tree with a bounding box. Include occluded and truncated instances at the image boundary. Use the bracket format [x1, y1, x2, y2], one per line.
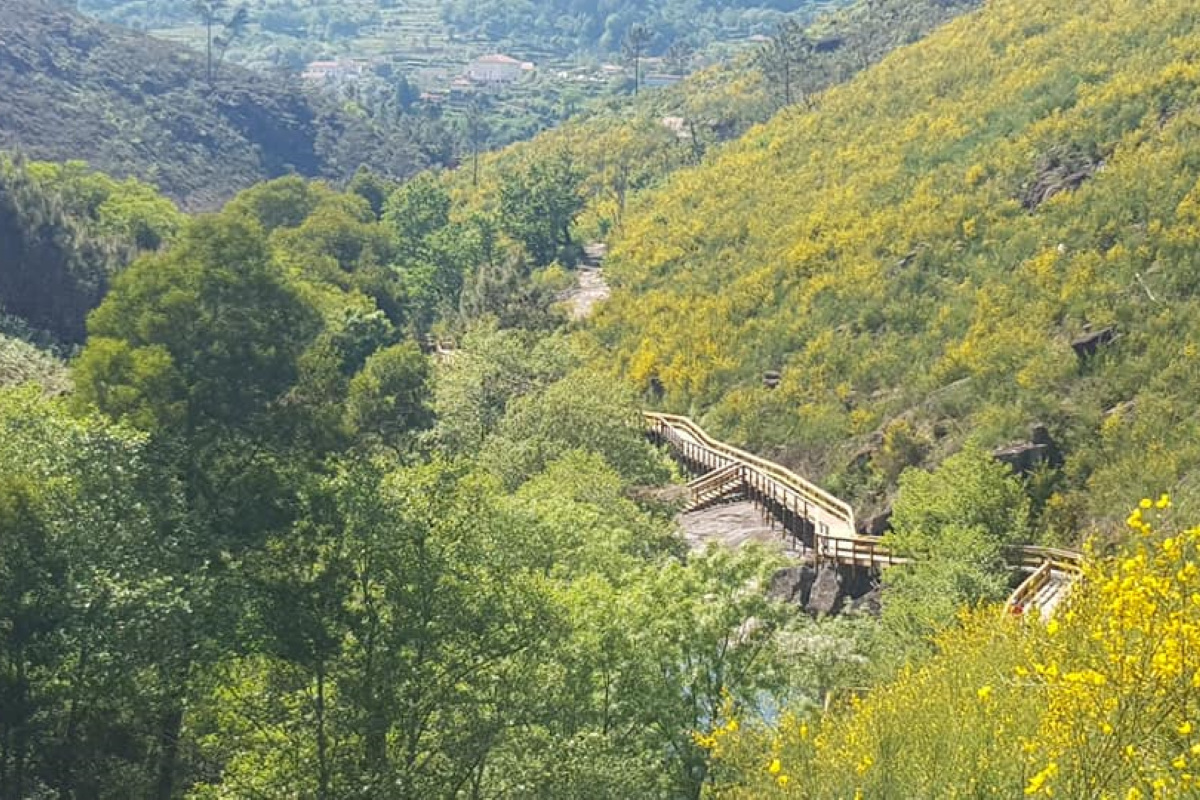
[886, 447, 1031, 554]
[0, 387, 184, 798]
[383, 172, 452, 262]
[26, 159, 182, 250]
[665, 39, 692, 76]
[273, 192, 393, 282]
[192, 1, 248, 84]
[72, 212, 323, 798]
[508, 450, 683, 577]
[568, 546, 791, 797]
[76, 214, 321, 437]
[480, 369, 670, 489]
[461, 96, 491, 188]
[755, 19, 813, 107]
[878, 448, 1030, 665]
[431, 322, 575, 455]
[347, 166, 396, 219]
[187, 461, 566, 798]
[343, 341, 433, 450]
[458, 251, 565, 330]
[223, 176, 331, 234]
[381, 177, 498, 331]
[0, 157, 133, 342]
[622, 23, 655, 95]
[498, 151, 585, 267]
[0, 477, 65, 800]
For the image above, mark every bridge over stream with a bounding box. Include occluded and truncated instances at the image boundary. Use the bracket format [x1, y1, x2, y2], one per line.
[644, 412, 1082, 619]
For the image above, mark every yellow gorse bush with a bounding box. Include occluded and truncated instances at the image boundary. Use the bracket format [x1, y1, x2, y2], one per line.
[1023, 499, 1200, 799]
[700, 500, 1200, 799]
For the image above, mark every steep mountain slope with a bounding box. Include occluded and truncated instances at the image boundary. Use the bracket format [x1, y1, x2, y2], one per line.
[451, 0, 982, 240]
[0, 0, 420, 209]
[589, 0, 1200, 529]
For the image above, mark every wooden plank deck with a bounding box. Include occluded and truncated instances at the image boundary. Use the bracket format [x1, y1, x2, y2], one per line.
[644, 411, 1081, 616]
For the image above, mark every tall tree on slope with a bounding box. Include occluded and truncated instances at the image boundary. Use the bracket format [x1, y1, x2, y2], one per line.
[192, 0, 248, 84]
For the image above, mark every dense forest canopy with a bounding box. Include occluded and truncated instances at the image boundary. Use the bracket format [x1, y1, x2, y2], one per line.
[0, 156, 182, 342]
[0, 161, 816, 796]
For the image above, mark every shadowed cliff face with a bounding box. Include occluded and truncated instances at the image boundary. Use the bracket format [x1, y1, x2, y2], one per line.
[0, 0, 416, 210]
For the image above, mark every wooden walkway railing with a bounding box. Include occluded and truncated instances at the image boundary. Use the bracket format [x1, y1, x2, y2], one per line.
[644, 411, 1082, 618]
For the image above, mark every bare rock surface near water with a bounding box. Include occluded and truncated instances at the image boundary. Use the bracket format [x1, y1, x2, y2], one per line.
[561, 243, 611, 320]
[678, 500, 800, 553]
[562, 267, 611, 320]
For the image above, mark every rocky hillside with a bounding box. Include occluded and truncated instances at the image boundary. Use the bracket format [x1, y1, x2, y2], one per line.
[589, 0, 1200, 531]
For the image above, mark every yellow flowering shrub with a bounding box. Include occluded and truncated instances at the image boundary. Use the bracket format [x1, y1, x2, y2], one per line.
[698, 700, 817, 799]
[1022, 497, 1200, 798]
[700, 500, 1200, 799]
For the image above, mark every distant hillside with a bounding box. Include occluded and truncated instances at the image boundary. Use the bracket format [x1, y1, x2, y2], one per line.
[0, 0, 423, 209]
[589, 0, 1200, 529]
[442, 0, 846, 54]
[81, 0, 849, 61]
[449, 0, 981, 238]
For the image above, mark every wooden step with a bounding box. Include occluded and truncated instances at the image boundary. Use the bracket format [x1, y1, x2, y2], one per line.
[684, 464, 745, 512]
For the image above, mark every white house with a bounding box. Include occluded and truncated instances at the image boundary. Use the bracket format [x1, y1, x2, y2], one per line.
[301, 59, 370, 83]
[465, 54, 527, 85]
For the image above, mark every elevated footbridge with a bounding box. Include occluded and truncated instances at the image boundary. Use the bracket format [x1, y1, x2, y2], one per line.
[644, 412, 1081, 619]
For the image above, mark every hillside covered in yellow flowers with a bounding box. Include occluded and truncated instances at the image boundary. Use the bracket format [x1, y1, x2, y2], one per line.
[587, 0, 1200, 536]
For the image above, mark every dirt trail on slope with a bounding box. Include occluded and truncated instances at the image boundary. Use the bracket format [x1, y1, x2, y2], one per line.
[560, 243, 611, 321]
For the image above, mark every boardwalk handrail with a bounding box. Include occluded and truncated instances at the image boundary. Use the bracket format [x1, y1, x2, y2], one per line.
[687, 463, 742, 493]
[643, 411, 856, 532]
[645, 410, 1084, 614]
[1003, 545, 1084, 573]
[1006, 561, 1053, 611]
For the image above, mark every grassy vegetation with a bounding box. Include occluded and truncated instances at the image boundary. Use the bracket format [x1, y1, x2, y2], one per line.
[572, 0, 1200, 536]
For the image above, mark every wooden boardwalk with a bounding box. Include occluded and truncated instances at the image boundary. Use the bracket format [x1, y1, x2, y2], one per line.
[644, 412, 1082, 619]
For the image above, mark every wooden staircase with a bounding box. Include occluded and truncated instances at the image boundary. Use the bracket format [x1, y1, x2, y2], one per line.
[684, 464, 745, 512]
[1005, 553, 1082, 620]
